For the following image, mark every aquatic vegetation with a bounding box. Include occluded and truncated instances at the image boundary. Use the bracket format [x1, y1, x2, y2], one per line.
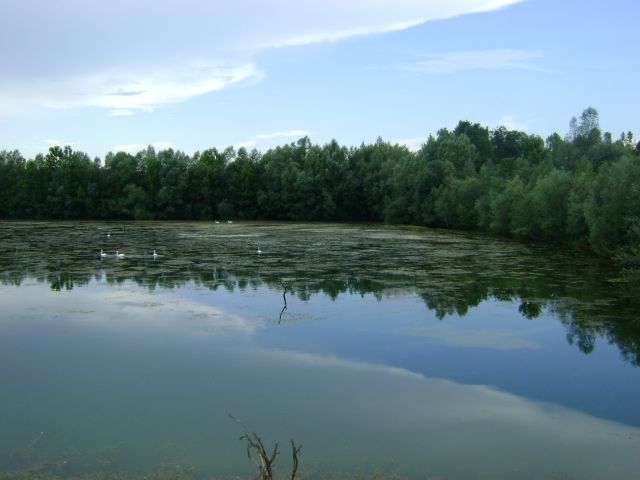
[1, 222, 639, 479]
[1, 221, 638, 364]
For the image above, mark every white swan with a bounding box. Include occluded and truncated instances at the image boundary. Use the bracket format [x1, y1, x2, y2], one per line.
[152, 250, 159, 258]
[257, 246, 263, 255]
[115, 251, 125, 258]
[106, 231, 111, 238]
[99, 249, 107, 258]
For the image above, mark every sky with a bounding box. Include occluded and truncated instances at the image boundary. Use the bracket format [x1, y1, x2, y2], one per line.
[1, 0, 638, 159]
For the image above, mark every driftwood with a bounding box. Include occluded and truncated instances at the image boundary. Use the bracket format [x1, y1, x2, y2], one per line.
[230, 414, 302, 480]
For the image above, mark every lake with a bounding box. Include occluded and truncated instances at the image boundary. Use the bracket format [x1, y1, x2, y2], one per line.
[0, 221, 639, 479]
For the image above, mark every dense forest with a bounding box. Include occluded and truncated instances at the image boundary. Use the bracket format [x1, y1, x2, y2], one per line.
[1, 108, 639, 263]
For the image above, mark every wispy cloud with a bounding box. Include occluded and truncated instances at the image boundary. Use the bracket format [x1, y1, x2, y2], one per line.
[107, 109, 134, 117]
[111, 142, 175, 155]
[264, 0, 524, 48]
[0, 62, 264, 117]
[255, 130, 313, 140]
[94, 63, 264, 115]
[235, 140, 260, 150]
[267, 18, 429, 48]
[401, 49, 545, 74]
[1, 0, 524, 117]
[237, 130, 313, 149]
[43, 138, 75, 147]
[393, 137, 427, 151]
[497, 114, 536, 131]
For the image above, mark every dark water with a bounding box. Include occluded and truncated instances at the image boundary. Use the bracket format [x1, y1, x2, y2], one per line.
[0, 221, 639, 479]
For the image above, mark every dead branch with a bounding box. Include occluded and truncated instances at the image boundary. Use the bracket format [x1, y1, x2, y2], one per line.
[278, 281, 289, 324]
[231, 414, 302, 480]
[290, 439, 302, 480]
[281, 282, 289, 308]
[241, 431, 279, 480]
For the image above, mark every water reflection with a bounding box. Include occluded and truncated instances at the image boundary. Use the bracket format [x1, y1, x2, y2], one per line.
[1, 221, 639, 365]
[1, 304, 640, 479]
[1, 222, 640, 478]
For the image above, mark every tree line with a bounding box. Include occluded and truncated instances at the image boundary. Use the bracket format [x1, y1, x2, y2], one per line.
[1, 107, 639, 262]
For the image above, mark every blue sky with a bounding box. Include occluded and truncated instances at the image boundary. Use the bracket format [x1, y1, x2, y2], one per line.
[1, 0, 638, 158]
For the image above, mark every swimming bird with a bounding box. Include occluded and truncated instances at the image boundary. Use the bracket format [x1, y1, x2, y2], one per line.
[115, 251, 124, 258]
[99, 249, 107, 258]
[257, 246, 262, 255]
[106, 231, 111, 238]
[152, 250, 159, 258]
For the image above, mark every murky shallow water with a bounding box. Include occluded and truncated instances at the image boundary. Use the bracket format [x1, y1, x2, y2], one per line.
[1, 221, 639, 479]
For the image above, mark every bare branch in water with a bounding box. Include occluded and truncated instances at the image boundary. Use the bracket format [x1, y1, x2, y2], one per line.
[278, 281, 289, 324]
[281, 281, 289, 308]
[290, 439, 302, 480]
[231, 413, 302, 480]
[241, 431, 279, 480]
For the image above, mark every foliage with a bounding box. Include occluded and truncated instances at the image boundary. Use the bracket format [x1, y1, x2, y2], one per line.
[1, 107, 638, 262]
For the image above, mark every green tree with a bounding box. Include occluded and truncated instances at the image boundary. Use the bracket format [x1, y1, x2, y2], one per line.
[489, 176, 526, 235]
[528, 169, 572, 239]
[585, 155, 640, 257]
[0, 150, 26, 218]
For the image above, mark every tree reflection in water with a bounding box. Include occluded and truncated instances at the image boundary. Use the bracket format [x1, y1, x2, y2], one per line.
[0, 221, 638, 366]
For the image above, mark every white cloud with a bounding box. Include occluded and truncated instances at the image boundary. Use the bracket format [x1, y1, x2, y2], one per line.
[111, 141, 175, 154]
[93, 63, 264, 114]
[497, 114, 536, 131]
[393, 137, 427, 151]
[0, 62, 264, 116]
[235, 140, 258, 149]
[401, 49, 545, 74]
[107, 109, 134, 117]
[43, 138, 75, 147]
[255, 130, 313, 140]
[236, 130, 313, 149]
[0, 0, 524, 117]
[260, 0, 524, 48]
[267, 18, 430, 48]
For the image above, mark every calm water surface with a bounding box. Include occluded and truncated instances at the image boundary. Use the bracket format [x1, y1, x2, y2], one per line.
[1, 221, 639, 479]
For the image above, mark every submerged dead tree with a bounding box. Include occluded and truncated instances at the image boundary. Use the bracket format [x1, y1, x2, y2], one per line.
[230, 414, 302, 480]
